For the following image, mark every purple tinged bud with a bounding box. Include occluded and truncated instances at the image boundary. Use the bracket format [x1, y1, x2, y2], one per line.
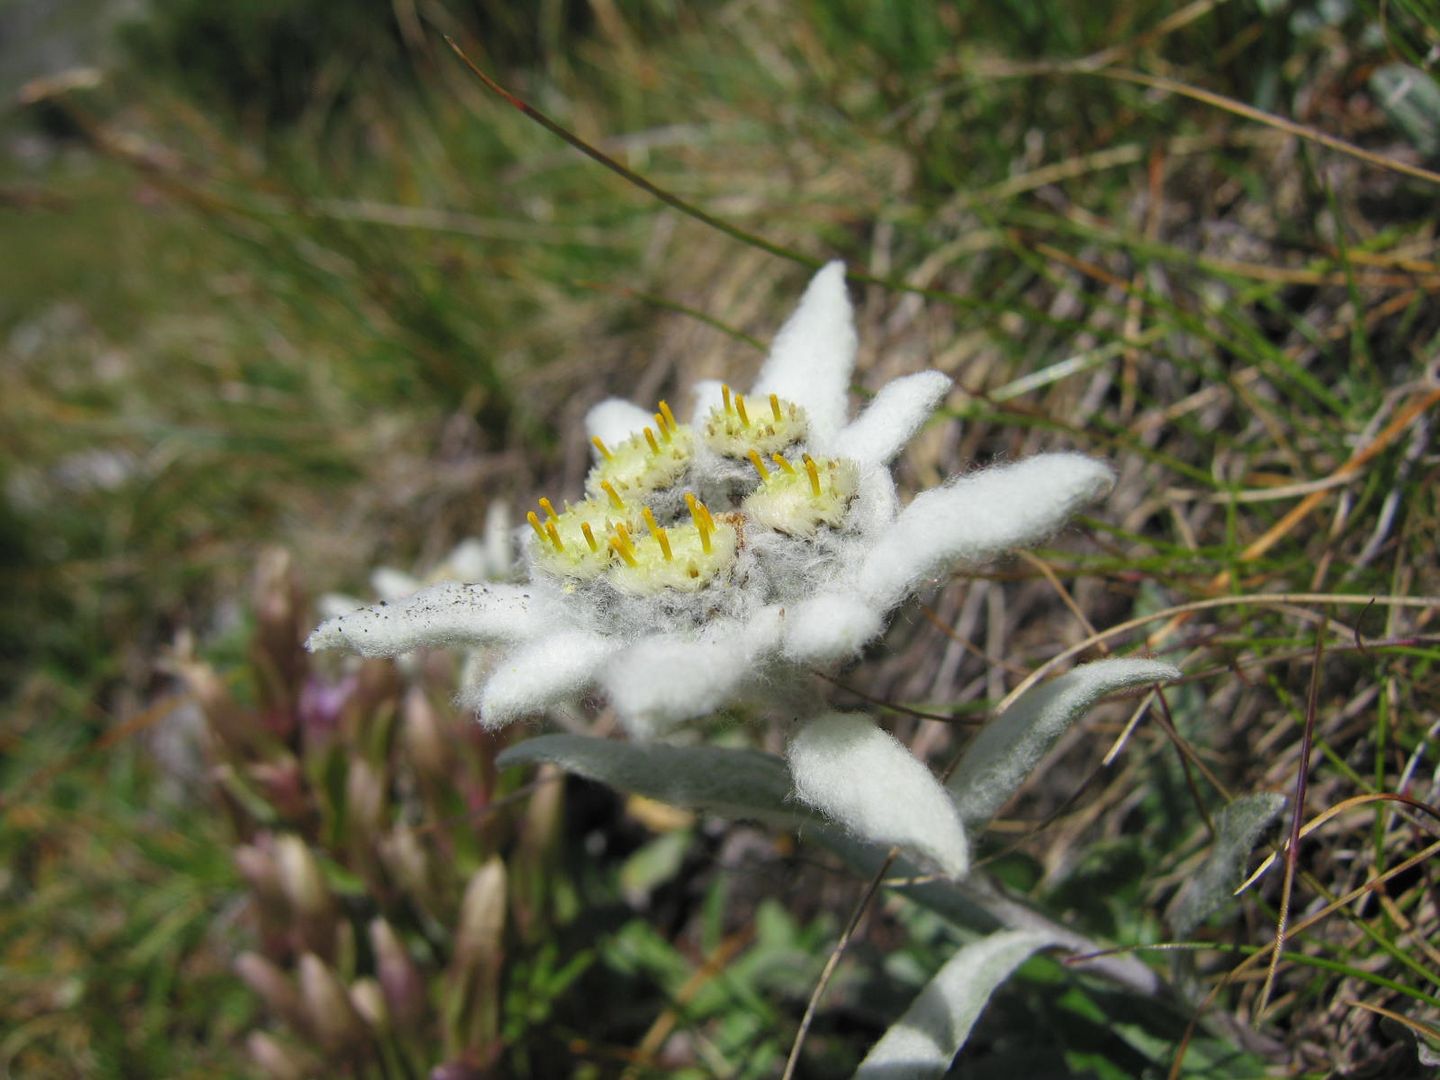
[235, 952, 305, 1032]
[298, 952, 367, 1053]
[274, 834, 329, 919]
[234, 844, 283, 904]
[246, 1032, 312, 1080]
[368, 918, 426, 1029]
[349, 977, 388, 1032]
[402, 686, 449, 784]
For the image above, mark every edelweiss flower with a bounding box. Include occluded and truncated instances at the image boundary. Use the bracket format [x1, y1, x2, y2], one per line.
[308, 263, 1119, 875]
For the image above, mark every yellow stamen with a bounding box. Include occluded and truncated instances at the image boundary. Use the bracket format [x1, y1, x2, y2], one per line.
[803, 454, 822, 497]
[687, 560, 699, 579]
[609, 535, 638, 568]
[658, 400, 678, 431]
[698, 503, 716, 533]
[770, 393, 782, 421]
[653, 412, 671, 440]
[721, 384, 733, 414]
[526, 511, 549, 544]
[734, 394, 750, 427]
[771, 453, 796, 475]
[538, 497, 558, 520]
[581, 521, 598, 552]
[644, 427, 661, 454]
[642, 506, 673, 561]
[685, 493, 713, 553]
[746, 448, 770, 480]
[591, 435, 613, 460]
[544, 519, 564, 551]
[600, 480, 625, 511]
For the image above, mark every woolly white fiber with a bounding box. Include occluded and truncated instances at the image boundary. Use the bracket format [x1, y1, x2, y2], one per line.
[950, 657, 1182, 827]
[465, 630, 616, 729]
[831, 370, 952, 465]
[750, 261, 857, 443]
[788, 715, 969, 879]
[856, 454, 1116, 608]
[856, 929, 1057, 1077]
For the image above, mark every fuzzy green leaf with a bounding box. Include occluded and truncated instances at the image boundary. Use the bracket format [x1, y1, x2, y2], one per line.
[856, 929, 1058, 1078]
[498, 734, 803, 825]
[1169, 792, 1286, 937]
[949, 659, 1181, 828]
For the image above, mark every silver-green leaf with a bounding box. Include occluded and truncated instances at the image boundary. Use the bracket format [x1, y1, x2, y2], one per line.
[1168, 791, 1286, 937]
[949, 658, 1180, 828]
[497, 734, 802, 825]
[855, 929, 1058, 1078]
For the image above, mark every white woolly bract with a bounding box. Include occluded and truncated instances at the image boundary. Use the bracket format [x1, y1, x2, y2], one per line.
[950, 658, 1181, 827]
[464, 630, 616, 729]
[856, 453, 1116, 608]
[306, 583, 550, 657]
[600, 608, 784, 737]
[855, 929, 1057, 1078]
[787, 715, 969, 879]
[831, 370, 952, 464]
[782, 591, 884, 663]
[585, 398, 654, 449]
[750, 262, 856, 443]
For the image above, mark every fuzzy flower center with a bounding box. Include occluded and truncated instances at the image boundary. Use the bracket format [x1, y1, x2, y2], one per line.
[742, 452, 858, 535]
[587, 401, 693, 499]
[703, 386, 808, 458]
[609, 500, 740, 594]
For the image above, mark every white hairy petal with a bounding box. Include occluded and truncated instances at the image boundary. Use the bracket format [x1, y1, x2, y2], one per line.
[689, 378, 726, 426]
[370, 567, 422, 602]
[782, 590, 885, 663]
[950, 658, 1181, 827]
[306, 583, 549, 657]
[467, 631, 616, 729]
[443, 538, 489, 582]
[830, 371, 952, 464]
[848, 460, 901, 538]
[787, 715, 969, 878]
[857, 454, 1115, 609]
[315, 592, 364, 621]
[601, 613, 781, 738]
[856, 929, 1057, 1078]
[480, 502, 514, 578]
[751, 262, 857, 443]
[585, 398, 655, 450]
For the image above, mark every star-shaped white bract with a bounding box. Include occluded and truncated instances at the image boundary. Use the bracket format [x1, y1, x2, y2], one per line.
[308, 263, 1123, 877]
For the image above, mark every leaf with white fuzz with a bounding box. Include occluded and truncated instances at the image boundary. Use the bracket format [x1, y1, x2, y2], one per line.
[833, 371, 952, 465]
[950, 658, 1181, 827]
[1169, 791, 1286, 937]
[585, 398, 655, 449]
[498, 734, 803, 825]
[465, 631, 616, 729]
[856, 929, 1058, 1078]
[751, 262, 857, 442]
[857, 454, 1116, 609]
[307, 583, 549, 657]
[788, 715, 969, 878]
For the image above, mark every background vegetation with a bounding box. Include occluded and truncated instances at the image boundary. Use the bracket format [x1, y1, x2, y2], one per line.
[3, 0, 1439, 1074]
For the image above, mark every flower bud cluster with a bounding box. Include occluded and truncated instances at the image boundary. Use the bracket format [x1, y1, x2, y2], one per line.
[526, 385, 863, 627]
[185, 550, 565, 1076]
